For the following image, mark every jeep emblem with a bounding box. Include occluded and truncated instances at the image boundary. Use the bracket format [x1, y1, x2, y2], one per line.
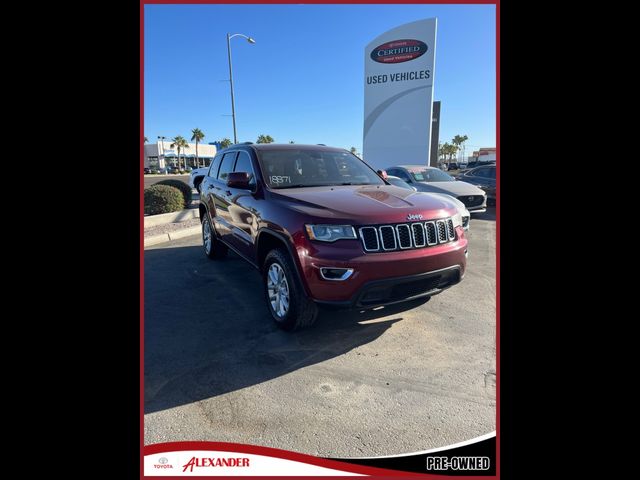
[407, 214, 423, 221]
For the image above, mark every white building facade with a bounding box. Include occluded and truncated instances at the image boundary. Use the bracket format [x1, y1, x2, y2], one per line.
[144, 141, 217, 170]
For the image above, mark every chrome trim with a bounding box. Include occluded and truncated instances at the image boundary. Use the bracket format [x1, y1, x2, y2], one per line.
[446, 219, 456, 241]
[359, 226, 379, 252]
[424, 221, 438, 246]
[379, 225, 397, 251]
[395, 224, 412, 249]
[320, 267, 354, 281]
[411, 222, 426, 247]
[436, 219, 448, 243]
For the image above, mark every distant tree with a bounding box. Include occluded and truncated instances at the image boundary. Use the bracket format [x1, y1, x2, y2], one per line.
[219, 138, 232, 149]
[289, 140, 295, 144]
[452, 135, 468, 163]
[256, 134, 274, 144]
[144, 136, 148, 143]
[170, 136, 189, 170]
[191, 128, 205, 168]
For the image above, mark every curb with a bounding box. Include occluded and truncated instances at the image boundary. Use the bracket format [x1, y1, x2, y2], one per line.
[144, 225, 201, 247]
[144, 208, 199, 228]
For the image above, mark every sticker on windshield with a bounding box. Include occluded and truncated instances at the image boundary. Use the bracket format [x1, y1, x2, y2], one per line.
[413, 173, 425, 181]
[271, 175, 291, 184]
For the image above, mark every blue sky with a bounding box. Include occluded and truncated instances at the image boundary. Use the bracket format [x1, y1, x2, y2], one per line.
[144, 4, 496, 154]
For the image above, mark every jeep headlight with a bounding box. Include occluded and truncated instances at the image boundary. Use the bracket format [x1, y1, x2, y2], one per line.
[305, 224, 357, 242]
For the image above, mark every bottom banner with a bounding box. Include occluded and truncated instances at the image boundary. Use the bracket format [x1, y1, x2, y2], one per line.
[144, 434, 496, 477]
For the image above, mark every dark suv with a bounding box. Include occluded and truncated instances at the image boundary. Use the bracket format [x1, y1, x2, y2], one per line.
[199, 144, 468, 330]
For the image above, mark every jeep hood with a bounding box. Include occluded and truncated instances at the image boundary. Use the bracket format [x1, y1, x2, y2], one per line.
[272, 185, 458, 222]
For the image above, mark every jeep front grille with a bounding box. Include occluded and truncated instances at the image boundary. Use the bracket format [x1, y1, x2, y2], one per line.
[358, 218, 456, 253]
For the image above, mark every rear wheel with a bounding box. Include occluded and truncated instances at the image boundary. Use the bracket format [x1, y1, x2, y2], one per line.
[202, 214, 228, 259]
[263, 249, 318, 331]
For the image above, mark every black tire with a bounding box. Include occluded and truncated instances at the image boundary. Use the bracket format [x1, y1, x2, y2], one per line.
[263, 249, 318, 331]
[202, 214, 228, 259]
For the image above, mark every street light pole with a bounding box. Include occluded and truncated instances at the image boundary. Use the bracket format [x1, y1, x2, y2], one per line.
[226, 33, 255, 145]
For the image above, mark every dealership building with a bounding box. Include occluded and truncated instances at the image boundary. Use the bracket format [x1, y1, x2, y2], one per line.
[144, 140, 218, 170]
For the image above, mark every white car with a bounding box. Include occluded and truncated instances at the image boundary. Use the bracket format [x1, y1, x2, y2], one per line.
[189, 167, 209, 192]
[386, 175, 470, 230]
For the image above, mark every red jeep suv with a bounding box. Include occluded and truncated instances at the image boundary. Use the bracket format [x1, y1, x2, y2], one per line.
[199, 144, 468, 330]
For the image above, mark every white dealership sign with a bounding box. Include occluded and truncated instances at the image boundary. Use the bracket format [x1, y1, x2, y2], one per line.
[363, 18, 437, 170]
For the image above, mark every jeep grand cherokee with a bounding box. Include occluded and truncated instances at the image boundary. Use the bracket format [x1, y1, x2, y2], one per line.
[199, 144, 467, 330]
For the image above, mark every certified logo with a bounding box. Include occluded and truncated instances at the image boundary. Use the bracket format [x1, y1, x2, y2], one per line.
[371, 39, 428, 64]
[407, 213, 423, 221]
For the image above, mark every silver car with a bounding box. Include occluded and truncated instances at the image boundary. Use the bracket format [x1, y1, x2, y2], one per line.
[386, 175, 470, 230]
[386, 165, 487, 213]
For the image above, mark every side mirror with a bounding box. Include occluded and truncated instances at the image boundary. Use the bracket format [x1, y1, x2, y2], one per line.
[227, 171, 253, 190]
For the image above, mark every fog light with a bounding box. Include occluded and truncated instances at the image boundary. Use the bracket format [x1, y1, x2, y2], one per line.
[320, 267, 354, 281]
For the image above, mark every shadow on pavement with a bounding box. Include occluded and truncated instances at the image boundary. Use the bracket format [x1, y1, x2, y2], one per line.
[144, 245, 428, 414]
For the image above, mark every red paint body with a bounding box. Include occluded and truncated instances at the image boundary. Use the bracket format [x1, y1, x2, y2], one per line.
[200, 144, 467, 307]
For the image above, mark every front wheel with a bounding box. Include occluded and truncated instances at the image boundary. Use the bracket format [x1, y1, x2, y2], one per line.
[202, 215, 228, 259]
[263, 249, 318, 331]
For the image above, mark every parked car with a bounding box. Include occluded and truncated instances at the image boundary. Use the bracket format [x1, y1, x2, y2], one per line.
[189, 167, 209, 193]
[143, 167, 151, 174]
[455, 164, 496, 206]
[386, 175, 416, 191]
[385, 165, 487, 213]
[386, 176, 470, 231]
[447, 162, 459, 171]
[199, 144, 468, 331]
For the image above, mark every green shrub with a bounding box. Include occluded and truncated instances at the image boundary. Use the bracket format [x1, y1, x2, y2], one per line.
[156, 179, 192, 208]
[144, 185, 184, 215]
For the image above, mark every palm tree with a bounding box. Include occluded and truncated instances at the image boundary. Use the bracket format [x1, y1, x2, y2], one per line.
[144, 136, 148, 143]
[452, 135, 468, 164]
[256, 134, 274, 144]
[219, 138, 232, 149]
[171, 136, 189, 170]
[191, 128, 205, 168]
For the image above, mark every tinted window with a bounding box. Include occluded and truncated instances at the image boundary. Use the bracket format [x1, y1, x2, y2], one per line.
[488, 167, 496, 179]
[208, 154, 223, 177]
[257, 149, 384, 189]
[217, 152, 238, 182]
[396, 169, 411, 181]
[409, 168, 454, 182]
[387, 176, 412, 190]
[233, 151, 256, 186]
[473, 167, 491, 178]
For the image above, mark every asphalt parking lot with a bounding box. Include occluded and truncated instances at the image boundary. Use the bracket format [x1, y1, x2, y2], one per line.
[144, 210, 496, 456]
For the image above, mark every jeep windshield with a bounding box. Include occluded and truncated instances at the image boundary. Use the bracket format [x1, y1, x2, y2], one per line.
[257, 149, 385, 189]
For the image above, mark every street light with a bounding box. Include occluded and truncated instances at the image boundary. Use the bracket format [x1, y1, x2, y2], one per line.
[226, 33, 255, 144]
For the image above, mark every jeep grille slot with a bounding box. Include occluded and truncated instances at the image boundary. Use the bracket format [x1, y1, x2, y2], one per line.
[358, 218, 457, 253]
[446, 219, 455, 240]
[359, 226, 379, 252]
[425, 221, 437, 246]
[396, 224, 412, 249]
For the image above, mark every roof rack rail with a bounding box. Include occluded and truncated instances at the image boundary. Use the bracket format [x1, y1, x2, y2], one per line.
[317, 143, 326, 146]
